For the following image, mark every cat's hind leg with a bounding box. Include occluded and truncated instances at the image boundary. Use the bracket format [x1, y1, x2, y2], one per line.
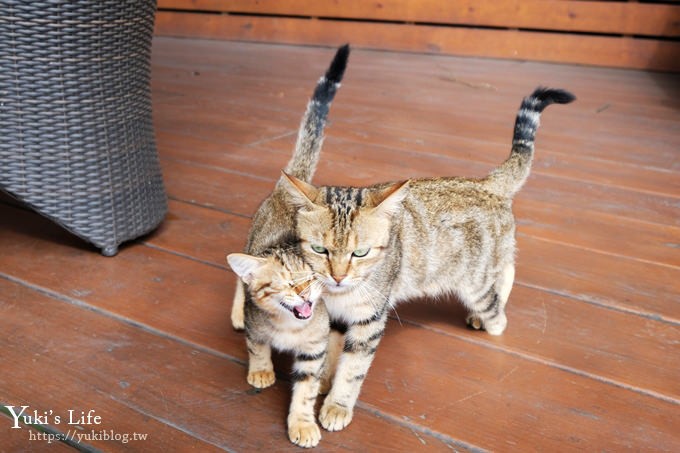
[466, 263, 514, 336]
[231, 280, 245, 330]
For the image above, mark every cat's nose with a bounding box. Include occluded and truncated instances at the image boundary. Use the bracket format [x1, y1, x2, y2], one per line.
[332, 275, 346, 284]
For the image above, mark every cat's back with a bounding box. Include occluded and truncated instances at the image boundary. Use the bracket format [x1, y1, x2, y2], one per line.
[246, 188, 299, 254]
[390, 177, 517, 302]
[404, 176, 513, 219]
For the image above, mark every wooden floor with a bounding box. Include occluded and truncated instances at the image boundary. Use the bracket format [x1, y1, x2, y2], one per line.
[1, 38, 679, 452]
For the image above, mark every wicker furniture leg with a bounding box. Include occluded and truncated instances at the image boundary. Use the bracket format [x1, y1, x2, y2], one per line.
[0, 0, 166, 256]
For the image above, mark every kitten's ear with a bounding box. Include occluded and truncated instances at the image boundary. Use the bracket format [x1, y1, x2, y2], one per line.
[280, 171, 320, 208]
[227, 253, 268, 285]
[369, 180, 409, 217]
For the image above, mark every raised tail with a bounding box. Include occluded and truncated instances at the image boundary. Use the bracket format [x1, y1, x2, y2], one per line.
[484, 87, 576, 197]
[283, 44, 350, 183]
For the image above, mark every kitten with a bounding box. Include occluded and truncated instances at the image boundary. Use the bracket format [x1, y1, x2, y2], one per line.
[226, 45, 350, 448]
[281, 87, 576, 431]
[227, 246, 327, 448]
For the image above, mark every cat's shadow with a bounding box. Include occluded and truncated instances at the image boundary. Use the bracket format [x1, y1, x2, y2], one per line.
[390, 296, 470, 331]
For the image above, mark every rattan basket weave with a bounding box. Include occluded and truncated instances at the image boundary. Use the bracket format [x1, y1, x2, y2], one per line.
[0, 0, 166, 256]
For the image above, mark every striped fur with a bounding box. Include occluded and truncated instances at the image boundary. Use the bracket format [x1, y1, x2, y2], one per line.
[226, 44, 350, 448]
[285, 44, 349, 183]
[282, 87, 575, 431]
[228, 247, 328, 448]
[486, 87, 576, 196]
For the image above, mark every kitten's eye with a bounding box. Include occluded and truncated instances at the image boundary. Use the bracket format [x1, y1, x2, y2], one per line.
[352, 248, 370, 258]
[311, 244, 328, 254]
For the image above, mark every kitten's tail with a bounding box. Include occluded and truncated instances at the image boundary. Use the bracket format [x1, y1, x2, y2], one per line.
[485, 87, 576, 197]
[283, 44, 350, 183]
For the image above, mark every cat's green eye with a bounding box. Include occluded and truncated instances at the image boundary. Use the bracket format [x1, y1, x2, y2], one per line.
[311, 244, 327, 254]
[352, 248, 370, 258]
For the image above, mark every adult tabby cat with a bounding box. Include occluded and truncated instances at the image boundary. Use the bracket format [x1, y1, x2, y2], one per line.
[226, 44, 349, 448]
[282, 87, 576, 431]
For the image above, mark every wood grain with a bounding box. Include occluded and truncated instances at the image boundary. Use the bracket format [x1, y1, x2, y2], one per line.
[2, 38, 678, 451]
[0, 277, 456, 451]
[158, 0, 680, 37]
[154, 10, 680, 71]
[1, 207, 678, 450]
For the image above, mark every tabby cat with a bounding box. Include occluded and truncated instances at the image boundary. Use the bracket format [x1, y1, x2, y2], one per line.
[226, 44, 349, 448]
[281, 87, 576, 431]
[227, 246, 327, 448]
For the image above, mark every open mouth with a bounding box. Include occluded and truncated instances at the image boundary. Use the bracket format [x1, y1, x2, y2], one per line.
[281, 300, 314, 320]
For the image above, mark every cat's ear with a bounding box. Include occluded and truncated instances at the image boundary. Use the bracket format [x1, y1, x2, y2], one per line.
[280, 171, 320, 209]
[369, 180, 409, 217]
[227, 253, 268, 285]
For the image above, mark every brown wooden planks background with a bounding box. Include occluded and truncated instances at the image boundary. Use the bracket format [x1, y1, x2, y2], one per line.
[1, 38, 679, 450]
[156, 0, 680, 71]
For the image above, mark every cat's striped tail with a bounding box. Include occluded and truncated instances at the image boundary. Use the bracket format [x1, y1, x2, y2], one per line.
[284, 44, 350, 183]
[485, 87, 576, 197]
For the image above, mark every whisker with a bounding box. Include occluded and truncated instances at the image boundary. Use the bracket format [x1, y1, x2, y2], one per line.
[359, 280, 402, 326]
[299, 286, 314, 297]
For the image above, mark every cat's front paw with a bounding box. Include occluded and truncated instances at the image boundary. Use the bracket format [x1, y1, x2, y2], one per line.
[288, 420, 321, 448]
[247, 370, 275, 388]
[319, 400, 353, 431]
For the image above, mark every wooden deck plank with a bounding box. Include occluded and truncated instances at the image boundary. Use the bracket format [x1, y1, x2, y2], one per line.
[158, 147, 680, 230]
[513, 201, 680, 268]
[154, 106, 680, 196]
[1, 208, 677, 451]
[150, 51, 680, 136]
[149, 37, 680, 112]
[154, 132, 680, 268]
[0, 279, 226, 452]
[148, 202, 680, 401]
[154, 11, 680, 71]
[5, 200, 678, 403]
[2, 38, 678, 451]
[363, 320, 680, 451]
[150, 54, 680, 172]
[395, 286, 680, 403]
[152, 156, 680, 322]
[516, 234, 680, 323]
[158, 0, 680, 37]
[256, 134, 680, 220]
[0, 418, 75, 452]
[156, 191, 680, 322]
[0, 276, 460, 452]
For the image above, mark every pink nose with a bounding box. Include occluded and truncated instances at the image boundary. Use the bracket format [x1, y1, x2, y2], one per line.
[332, 275, 346, 284]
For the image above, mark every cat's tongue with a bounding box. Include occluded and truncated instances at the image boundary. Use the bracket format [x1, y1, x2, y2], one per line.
[293, 301, 313, 320]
